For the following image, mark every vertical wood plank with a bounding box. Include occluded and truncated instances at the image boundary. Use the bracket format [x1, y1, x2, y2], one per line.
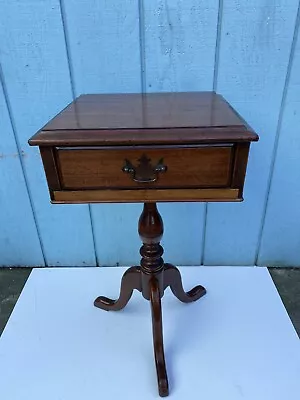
[144, 0, 219, 92]
[143, 0, 219, 265]
[258, 13, 300, 266]
[204, 0, 299, 265]
[61, 0, 142, 265]
[0, 0, 95, 266]
[0, 79, 44, 266]
[61, 0, 142, 95]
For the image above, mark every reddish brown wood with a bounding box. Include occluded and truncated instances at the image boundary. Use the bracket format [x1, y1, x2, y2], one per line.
[93, 202, 206, 397]
[39, 147, 61, 190]
[31, 92, 252, 130]
[28, 92, 258, 146]
[56, 146, 233, 190]
[231, 143, 250, 198]
[150, 277, 169, 397]
[94, 267, 142, 311]
[32, 92, 258, 207]
[164, 263, 206, 302]
[138, 203, 165, 300]
[30, 91, 259, 397]
[29, 126, 257, 147]
[138, 203, 164, 254]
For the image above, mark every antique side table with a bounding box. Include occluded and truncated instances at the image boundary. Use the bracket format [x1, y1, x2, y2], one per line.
[29, 92, 258, 397]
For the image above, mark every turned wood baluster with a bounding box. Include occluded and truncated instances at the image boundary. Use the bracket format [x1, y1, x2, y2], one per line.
[138, 202, 165, 300]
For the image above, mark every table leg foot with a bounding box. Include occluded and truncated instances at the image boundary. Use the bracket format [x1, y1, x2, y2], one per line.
[164, 263, 206, 303]
[150, 277, 169, 397]
[94, 266, 142, 311]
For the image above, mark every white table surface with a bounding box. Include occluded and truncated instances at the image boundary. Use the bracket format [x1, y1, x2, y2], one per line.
[0, 266, 299, 400]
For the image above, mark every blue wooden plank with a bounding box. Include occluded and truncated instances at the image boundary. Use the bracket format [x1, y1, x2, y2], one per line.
[258, 15, 300, 266]
[90, 204, 141, 266]
[0, 0, 95, 266]
[61, 0, 142, 265]
[0, 79, 44, 266]
[144, 0, 219, 92]
[143, 0, 219, 265]
[204, 1, 299, 265]
[159, 203, 206, 266]
[61, 0, 141, 95]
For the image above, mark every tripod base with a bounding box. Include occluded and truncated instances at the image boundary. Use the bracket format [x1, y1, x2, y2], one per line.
[94, 203, 206, 397]
[94, 264, 206, 397]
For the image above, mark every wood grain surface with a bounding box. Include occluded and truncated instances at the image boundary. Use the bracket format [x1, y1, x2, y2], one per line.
[56, 146, 233, 189]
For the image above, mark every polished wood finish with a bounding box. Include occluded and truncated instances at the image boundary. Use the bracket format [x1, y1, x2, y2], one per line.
[139, 203, 165, 300]
[29, 92, 258, 147]
[52, 188, 241, 203]
[57, 146, 233, 189]
[164, 263, 206, 302]
[94, 203, 206, 397]
[29, 92, 258, 205]
[39, 147, 61, 190]
[29, 92, 258, 397]
[150, 278, 168, 397]
[231, 143, 250, 198]
[30, 127, 257, 147]
[94, 267, 142, 311]
[31, 92, 252, 130]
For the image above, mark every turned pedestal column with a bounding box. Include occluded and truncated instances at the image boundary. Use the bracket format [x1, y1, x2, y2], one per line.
[94, 203, 206, 397]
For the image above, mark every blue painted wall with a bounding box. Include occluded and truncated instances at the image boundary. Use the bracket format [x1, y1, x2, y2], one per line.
[0, 0, 299, 267]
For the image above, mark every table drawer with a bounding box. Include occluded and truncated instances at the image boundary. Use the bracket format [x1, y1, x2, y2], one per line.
[56, 146, 233, 190]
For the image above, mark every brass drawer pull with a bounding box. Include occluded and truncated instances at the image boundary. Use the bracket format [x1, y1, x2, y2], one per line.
[122, 154, 167, 183]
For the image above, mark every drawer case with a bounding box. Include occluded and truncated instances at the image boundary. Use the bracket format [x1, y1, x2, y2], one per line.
[37, 142, 249, 203]
[29, 92, 258, 203]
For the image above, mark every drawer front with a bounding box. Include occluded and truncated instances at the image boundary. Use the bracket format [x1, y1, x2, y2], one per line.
[56, 146, 233, 190]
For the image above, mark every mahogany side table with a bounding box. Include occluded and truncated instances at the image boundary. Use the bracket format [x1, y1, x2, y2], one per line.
[29, 92, 258, 397]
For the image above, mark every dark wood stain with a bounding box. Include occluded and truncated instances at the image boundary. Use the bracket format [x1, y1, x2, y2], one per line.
[33, 92, 254, 130]
[39, 147, 61, 190]
[29, 91, 259, 397]
[29, 92, 258, 146]
[232, 143, 251, 197]
[57, 146, 233, 190]
[94, 203, 206, 397]
[29, 127, 257, 147]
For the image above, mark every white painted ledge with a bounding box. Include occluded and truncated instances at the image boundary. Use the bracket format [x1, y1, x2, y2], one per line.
[0, 267, 299, 399]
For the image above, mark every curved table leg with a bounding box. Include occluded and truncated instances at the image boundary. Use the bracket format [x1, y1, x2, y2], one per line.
[150, 278, 169, 397]
[164, 263, 206, 303]
[94, 266, 142, 311]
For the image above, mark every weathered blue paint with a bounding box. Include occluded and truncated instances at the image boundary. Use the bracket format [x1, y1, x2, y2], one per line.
[0, 0, 299, 267]
[0, 1, 96, 266]
[0, 77, 44, 266]
[204, 0, 300, 265]
[258, 11, 300, 266]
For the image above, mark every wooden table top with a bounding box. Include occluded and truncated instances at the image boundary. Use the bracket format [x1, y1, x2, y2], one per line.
[29, 92, 258, 146]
